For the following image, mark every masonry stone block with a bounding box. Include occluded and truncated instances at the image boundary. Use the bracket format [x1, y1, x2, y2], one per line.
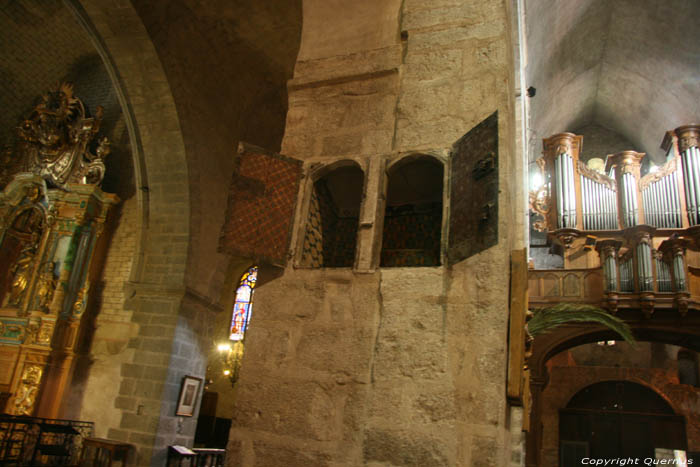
[403, 48, 463, 83]
[115, 396, 136, 410]
[322, 134, 364, 157]
[121, 413, 159, 432]
[294, 325, 374, 375]
[121, 363, 144, 379]
[252, 442, 331, 467]
[412, 390, 457, 423]
[233, 379, 345, 442]
[396, 116, 468, 151]
[363, 429, 450, 467]
[471, 436, 499, 467]
[106, 428, 129, 442]
[407, 21, 505, 51]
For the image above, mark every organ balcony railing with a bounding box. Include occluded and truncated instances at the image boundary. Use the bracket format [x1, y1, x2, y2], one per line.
[529, 124, 700, 316]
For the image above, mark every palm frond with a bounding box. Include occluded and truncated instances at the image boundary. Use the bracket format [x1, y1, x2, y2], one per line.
[528, 303, 636, 345]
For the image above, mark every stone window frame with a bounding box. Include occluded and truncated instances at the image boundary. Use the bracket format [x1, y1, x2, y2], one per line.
[292, 158, 368, 270]
[290, 151, 452, 271]
[379, 152, 450, 268]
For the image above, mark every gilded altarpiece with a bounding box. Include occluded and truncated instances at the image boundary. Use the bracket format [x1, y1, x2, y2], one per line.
[0, 84, 118, 417]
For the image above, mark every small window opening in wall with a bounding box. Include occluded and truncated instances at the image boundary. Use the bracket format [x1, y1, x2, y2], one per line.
[381, 155, 443, 267]
[216, 265, 257, 384]
[300, 163, 364, 268]
[229, 266, 257, 342]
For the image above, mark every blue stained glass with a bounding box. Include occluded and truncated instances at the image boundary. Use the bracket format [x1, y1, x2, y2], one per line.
[229, 266, 257, 341]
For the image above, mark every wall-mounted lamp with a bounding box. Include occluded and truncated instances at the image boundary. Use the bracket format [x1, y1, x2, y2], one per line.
[216, 341, 244, 385]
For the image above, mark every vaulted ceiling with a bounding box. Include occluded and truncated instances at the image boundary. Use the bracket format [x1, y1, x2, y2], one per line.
[525, 0, 700, 163]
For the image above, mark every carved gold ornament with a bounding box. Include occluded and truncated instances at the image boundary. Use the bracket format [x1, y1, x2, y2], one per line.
[73, 285, 88, 314]
[24, 318, 41, 345]
[36, 262, 57, 313]
[13, 364, 44, 416]
[676, 125, 700, 153]
[639, 158, 677, 191]
[3, 83, 110, 189]
[37, 320, 54, 345]
[529, 186, 551, 232]
[577, 160, 616, 191]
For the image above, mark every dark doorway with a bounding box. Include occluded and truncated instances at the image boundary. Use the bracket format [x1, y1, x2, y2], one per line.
[559, 381, 687, 466]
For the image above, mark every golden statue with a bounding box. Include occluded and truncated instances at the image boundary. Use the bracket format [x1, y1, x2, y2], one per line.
[36, 261, 57, 312]
[2, 83, 109, 189]
[4, 232, 39, 308]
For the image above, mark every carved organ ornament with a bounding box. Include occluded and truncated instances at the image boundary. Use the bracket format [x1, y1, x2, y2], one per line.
[0, 84, 118, 417]
[530, 124, 700, 315]
[531, 125, 700, 234]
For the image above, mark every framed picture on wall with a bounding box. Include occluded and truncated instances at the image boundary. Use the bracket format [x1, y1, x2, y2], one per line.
[175, 376, 203, 417]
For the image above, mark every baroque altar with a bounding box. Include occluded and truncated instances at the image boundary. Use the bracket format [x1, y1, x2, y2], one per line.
[0, 83, 118, 417]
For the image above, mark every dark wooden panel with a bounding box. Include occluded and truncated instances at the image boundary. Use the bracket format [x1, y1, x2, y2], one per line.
[448, 111, 498, 264]
[507, 248, 528, 403]
[219, 143, 302, 266]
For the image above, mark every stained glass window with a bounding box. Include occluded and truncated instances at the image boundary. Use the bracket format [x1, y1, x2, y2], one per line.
[229, 266, 257, 341]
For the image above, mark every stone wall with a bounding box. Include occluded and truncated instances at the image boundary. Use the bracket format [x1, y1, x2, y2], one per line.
[64, 197, 139, 436]
[227, 0, 520, 465]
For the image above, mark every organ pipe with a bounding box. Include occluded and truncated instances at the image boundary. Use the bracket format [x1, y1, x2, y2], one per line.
[536, 127, 699, 233]
[606, 151, 645, 229]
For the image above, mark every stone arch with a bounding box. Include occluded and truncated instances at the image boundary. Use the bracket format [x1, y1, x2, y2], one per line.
[309, 158, 367, 182]
[527, 321, 700, 467]
[562, 378, 679, 415]
[529, 323, 700, 385]
[298, 159, 366, 268]
[385, 151, 447, 174]
[65, 0, 190, 287]
[61, 3, 193, 465]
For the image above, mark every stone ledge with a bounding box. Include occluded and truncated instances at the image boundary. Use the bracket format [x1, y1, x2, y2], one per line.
[289, 45, 402, 90]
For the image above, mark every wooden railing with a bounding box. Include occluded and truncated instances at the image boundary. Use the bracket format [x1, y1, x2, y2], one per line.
[529, 266, 700, 314]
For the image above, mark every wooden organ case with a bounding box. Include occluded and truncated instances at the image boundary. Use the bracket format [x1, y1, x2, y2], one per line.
[0, 84, 118, 417]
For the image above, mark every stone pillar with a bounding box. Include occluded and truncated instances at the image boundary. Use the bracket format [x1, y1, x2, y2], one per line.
[355, 155, 386, 272]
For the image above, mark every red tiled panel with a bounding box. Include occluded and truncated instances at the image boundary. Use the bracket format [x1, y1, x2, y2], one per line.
[219, 145, 302, 266]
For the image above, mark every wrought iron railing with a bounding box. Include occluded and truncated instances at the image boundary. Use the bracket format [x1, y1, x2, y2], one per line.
[0, 415, 93, 466]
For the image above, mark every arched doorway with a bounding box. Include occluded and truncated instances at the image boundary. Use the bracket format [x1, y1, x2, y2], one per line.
[560, 381, 687, 464]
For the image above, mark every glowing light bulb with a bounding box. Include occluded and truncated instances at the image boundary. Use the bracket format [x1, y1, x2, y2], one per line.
[531, 172, 543, 190]
[217, 343, 231, 352]
[223, 369, 231, 376]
